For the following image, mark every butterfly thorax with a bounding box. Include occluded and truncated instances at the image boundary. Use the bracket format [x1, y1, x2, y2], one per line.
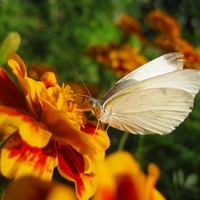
[88, 98, 111, 124]
[88, 98, 103, 117]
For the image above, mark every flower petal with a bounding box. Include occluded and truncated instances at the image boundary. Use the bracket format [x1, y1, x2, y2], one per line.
[1, 133, 57, 181]
[7, 53, 27, 78]
[144, 163, 166, 200]
[0, 67, 28, 111]
[4, 176, 77, 200]
[40, 100, 96, 155]
[83, 151, 105, 174]
[0, 106, 52, 148]
[57, 143, 98, 200]
[81, 121, 110, 152]
[7, 53, 45, 119]
[81, 122, 110, 174]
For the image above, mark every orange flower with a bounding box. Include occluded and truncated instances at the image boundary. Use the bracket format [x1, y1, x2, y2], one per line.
[146, 9, 180, 37]
[84, 43, 148, 78]
[83, 43, 119, 64]
[115, 13, 146, 43]
[27, 63, 58, 81]
[108, 44, 148, 78]
[152, 33, 179, 53]
[4, 176, 78, 200]
[0, 53, 110, 200]
[153, 34, 200, 69]
[93, 151, 166, 200]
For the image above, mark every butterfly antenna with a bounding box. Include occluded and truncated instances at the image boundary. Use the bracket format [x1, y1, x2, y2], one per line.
[71, 62, 92, 98]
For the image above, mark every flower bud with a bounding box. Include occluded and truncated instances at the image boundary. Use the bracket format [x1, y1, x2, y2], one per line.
[0, 32, 21, 65]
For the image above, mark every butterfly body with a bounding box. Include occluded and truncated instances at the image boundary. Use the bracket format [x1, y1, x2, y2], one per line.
[88, 53, 200, 135]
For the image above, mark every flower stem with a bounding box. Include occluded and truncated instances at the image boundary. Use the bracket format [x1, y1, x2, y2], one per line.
[135, 135, 145, 168]
[118, 132, 129, 150]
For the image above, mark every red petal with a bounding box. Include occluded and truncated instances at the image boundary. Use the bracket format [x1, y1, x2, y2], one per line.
[0, 67, 28, 111]
[0, 133, 57, 181]
[57, 143, 98, 200]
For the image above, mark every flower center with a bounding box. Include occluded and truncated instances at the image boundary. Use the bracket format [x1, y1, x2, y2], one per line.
[39, 72, 87, 128]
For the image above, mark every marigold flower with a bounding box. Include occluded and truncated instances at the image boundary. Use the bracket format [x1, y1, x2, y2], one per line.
[146, 9, 180, 37]
[114, 13, 146, 43]
[0, 53, 110, 200]
[93, 151, 166, 200]
[153, 33, 200, 69]
[108, 44, 148, 78]
[4, 176, 78, 200]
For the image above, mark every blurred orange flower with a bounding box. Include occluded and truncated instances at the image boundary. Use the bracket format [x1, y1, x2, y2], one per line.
[83, 43, 119, 64]
[146, 9, 180, 36]
[4, 176, 78, 200]
[153, 33, 200, 69]
[0, 53, 110, 200]
[115, 13, 146, 43]
[108, 44, 148, 78]
[93, 151, 166, 200]
[84, 43, 148, 78]
[27, 63, 58, 81]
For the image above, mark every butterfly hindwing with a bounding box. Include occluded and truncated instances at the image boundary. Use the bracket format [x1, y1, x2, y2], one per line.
[104, 87, 194, 135]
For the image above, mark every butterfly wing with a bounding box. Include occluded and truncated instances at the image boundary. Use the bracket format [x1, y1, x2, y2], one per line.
[102, 52, 184, 101]
[101, 70, 200, 135]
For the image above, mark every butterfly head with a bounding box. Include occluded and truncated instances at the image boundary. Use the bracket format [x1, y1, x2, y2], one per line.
[87, 98, 104, 118]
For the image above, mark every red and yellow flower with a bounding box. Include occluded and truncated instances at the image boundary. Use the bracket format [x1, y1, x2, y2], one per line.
[4, 152, 166, 200]
[0, 53, 110, 200]
[93, 151, 166, 200]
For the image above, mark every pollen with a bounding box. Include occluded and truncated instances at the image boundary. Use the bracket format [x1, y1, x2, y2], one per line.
[64, 101, 87, 128]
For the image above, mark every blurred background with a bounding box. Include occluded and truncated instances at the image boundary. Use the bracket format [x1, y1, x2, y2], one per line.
[1, 0, 200, 199]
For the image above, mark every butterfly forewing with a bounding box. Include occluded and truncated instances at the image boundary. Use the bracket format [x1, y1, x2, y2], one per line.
[103, 69, 200, 107]
[102, 53, 184, 101]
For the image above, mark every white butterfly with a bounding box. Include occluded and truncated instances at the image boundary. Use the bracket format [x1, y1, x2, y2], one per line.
[88, 53, 200, 135]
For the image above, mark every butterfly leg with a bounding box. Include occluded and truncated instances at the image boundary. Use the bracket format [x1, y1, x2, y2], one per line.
[91, 119, 101, 141]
